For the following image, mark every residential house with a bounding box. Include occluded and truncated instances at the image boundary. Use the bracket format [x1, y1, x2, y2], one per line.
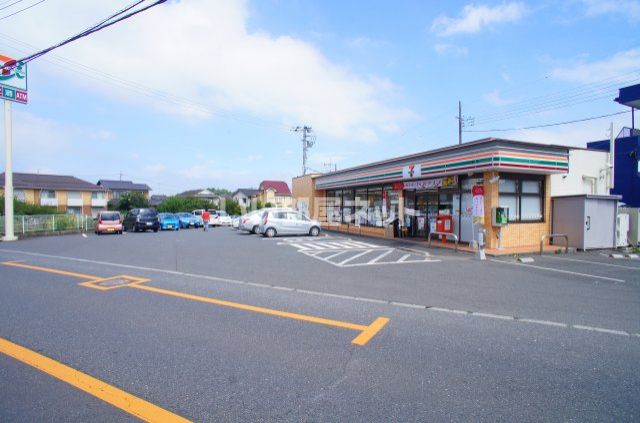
[178, 189, 220, 206]
[258, 180, 292, 208]
[232, 188, 260, 209]
[149, 194, 167, 207]
[97, 179, 151, 204]
[0, 172, 107, 217]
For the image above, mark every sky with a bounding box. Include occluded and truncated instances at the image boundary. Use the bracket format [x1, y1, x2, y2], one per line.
[0, 0, 638, 195]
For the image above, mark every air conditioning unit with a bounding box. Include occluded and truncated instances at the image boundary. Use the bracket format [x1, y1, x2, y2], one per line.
[616, 213, 630, 247]
[620, 207, 640, 246]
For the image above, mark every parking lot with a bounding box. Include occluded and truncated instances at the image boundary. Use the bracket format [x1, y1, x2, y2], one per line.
[1, 227, 639, 421]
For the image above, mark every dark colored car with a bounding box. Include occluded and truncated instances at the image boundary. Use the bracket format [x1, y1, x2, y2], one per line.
[123, 208, 160, 232]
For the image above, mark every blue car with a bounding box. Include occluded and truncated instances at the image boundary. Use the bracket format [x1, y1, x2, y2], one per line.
[177, 212, 203, 229]
[158, 213, 180, 231]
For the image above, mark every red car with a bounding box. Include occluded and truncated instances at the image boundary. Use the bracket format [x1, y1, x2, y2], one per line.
[95, 211, 123, 235]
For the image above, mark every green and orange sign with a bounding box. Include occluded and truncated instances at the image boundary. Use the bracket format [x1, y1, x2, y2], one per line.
[0, 53, 27, 104]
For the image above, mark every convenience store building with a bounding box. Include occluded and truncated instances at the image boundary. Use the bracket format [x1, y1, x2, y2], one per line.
[296, 138, 571, 250]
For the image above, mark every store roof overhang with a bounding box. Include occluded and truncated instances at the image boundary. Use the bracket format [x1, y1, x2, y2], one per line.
[615, 84, 640, 109]
[314, 138, 569, 190]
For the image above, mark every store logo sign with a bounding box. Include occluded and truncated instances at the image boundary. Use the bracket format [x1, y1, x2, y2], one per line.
[402, 164, 421, 179]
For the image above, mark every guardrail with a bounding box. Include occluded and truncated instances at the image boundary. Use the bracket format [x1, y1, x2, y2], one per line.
[428, 231, 459, 252]
[0, 214, 92, 237]
[540, 234, 569, 255]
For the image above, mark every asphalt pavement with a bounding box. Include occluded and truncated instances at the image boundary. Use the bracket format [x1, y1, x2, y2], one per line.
[0, 227, 638, 421]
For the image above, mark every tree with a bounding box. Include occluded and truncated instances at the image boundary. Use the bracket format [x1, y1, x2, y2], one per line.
[156, 196, 212, 213]
[115, 192, 149, 212]
[207, 187, 232, 196]
[223, 199, 241, 216]
[264, 202, 273, 208]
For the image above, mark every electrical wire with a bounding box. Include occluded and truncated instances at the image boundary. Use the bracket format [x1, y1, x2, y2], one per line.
[0, 0, 165, 70]
[463, 110, 630, 133]
[0, 0, 45, 21]
[0, 0, 25, 11]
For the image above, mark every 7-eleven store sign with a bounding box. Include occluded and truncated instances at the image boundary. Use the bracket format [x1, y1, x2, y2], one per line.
[0, 54, 28, 104]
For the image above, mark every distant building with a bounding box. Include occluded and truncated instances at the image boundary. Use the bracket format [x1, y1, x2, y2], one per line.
[1, 172, 107, 216]
[232, 188, 260, 208]
[587, 128, 640, 207]
[149, 194, 167, 207]
[97, 179, 151, 204]
[258, 180, 292, 208]
[178, 189, 220, 205]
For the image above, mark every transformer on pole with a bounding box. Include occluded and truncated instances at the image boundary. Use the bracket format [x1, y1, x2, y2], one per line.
[292, 126, 315, 175]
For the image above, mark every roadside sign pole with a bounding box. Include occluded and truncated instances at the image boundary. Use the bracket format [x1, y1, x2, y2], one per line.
[3, 99, 16, 241]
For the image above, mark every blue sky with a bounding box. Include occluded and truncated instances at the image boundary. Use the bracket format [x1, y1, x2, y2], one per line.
[0, 0, 638, 194]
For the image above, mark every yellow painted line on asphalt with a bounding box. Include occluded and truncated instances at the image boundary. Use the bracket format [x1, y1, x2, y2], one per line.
[0, 337, 190, 423]
[2, 261, 389, 346]
[2, 261, 99, 280]
[132, 284, 388, 346]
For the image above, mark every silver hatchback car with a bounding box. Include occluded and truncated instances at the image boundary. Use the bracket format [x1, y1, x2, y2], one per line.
[259, 209, 321, 238]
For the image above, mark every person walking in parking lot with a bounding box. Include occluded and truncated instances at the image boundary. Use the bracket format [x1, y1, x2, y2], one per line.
[202, 209, 210, 232]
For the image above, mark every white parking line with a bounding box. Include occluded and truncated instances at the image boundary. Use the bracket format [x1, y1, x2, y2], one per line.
[337, 250, 374, 266]
[322, 250, 350, 261]
[398, 254, 410, 262]
[367, 249, 394, 264]
[490, 259, 626, 283]
[543, 255, 640, 270]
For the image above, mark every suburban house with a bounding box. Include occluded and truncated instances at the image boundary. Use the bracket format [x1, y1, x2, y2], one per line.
[258, 180, 292, 208]
[178, 189, 220, 205]
[97, 179, 151, 204]
[0, 172, 107, 217]
[149, 194, 168, 207]
[232, 188, 260, 209]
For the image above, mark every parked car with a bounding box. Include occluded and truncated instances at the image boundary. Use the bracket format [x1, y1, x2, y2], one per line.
[211, 210, 232, 227]
[158, 213, 180, 231]
[123, 208, 160, 232]
[178, 212, 202, 228]
[239, 210, 263, 234]
[95, 211, 123, 235]
[231, 215, 240, 229]
[259, 209, 321, 238]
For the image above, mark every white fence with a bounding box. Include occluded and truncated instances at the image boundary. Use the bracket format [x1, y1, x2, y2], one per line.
[0, 214, 93, 237]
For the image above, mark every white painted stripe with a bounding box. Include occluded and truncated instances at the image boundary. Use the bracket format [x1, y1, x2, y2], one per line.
[428, 307, 469, 315]
[545, 255, 640, 270]
[353, 297, 388, 304]
[300, 243, 326, 250]
[314, 242, 339, 249]
[490, 259, 625, 283]
[389, 301, 426, 309]
[322, 250, 350, 261]
[342, 241, 380, 249]
[472, 312, 514, 320]
[337, 250, 373, 266]
[367, 249, 394, 264]
[518, 318, 568, 328]
[341, 259, 440, 267]
[572, 325, 630, 336]
[271, 285, 294, 291]
[325, 242, 353, 249]
[398, 254, 411, 262]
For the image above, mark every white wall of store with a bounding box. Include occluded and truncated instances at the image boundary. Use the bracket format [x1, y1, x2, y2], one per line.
[550, 149, 610, 197]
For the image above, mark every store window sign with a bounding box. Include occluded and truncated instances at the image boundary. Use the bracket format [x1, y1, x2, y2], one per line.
[402, 164, 421, 179]
[403, 175, 458, 190]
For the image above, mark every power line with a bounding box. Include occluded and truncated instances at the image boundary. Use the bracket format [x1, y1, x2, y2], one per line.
[0, 0, 25, 11]
[463, 110, 630, 133]
[0, 0, 45, 21]
[0, 0, 165, 70]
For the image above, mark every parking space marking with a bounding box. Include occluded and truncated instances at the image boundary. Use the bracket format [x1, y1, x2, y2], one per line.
[489, 259, 626, 283]
[337, 250, 374, 266]
[367, 249, 394, 264]
[3, 250, 639, 339]
[2, 261, 389, 347]
[0, 337, 191, 422]
[543, 255, 640, 270]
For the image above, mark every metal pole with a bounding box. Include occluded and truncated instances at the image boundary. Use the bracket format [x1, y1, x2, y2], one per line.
[3, 100, 17, 241]
[458, 101, 462, 145]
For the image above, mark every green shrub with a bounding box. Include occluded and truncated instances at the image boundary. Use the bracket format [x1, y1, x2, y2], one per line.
[156, 196, 213, 213]
[0, 196, 63, 215]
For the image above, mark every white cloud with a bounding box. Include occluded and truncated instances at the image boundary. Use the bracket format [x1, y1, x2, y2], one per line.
[431, 2, 527, 36]
[581, 0, 640, 19]
[434, 43, 468, 56]
[483, 89, 515, 106]
[550, 49, 640, 84]
[2, 0, 415, 142]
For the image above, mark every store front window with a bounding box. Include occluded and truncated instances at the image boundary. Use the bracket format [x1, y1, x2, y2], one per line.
[342, 190, 354, 224]
[498, 174, 544, 222]
[367, 187, 383, 227]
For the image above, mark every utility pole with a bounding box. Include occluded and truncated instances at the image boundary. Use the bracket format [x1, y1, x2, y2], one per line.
[456, 100, 474, 145]
[3, 100, 16, 241]
[292, 126, 315, 175]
